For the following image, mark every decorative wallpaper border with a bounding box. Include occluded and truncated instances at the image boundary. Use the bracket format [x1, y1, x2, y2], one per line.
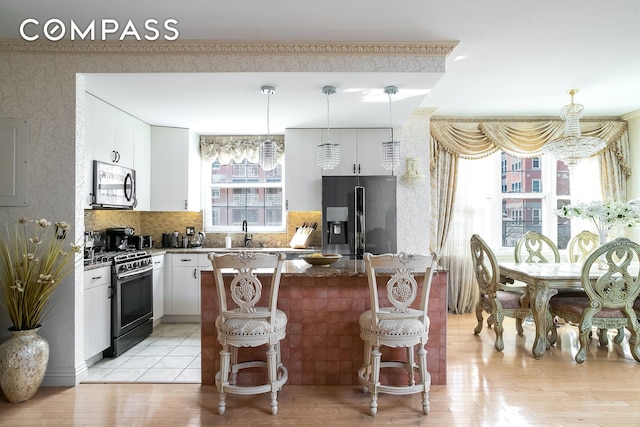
[0, 39, 458, 57]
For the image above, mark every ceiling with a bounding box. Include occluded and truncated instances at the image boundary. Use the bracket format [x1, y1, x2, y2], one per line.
[2, 0, 640, 134]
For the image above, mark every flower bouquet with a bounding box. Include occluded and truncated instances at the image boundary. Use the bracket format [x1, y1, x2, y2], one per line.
[0, 218, 81, 331]
[556, 200, 640, 232]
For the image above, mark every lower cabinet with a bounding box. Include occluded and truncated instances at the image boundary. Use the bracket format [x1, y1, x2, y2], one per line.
[152, 254, 164, 324]
[84, 266, 111, 360]
[164, 253, 210, 316]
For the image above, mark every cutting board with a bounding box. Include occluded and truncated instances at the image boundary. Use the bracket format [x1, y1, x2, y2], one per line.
[289, 222, 317, 249]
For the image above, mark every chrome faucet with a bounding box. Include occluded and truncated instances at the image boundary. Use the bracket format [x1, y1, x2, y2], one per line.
[242, 220, 252, 247]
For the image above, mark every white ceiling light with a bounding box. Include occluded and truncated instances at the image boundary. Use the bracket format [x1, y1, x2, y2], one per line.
[316, 86, 341, 170]
[381, 86, 400, 171]
[258, 85, 278, 171]
[543, 89, 607, 169]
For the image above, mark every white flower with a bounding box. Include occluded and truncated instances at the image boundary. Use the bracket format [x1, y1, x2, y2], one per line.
[556, 200, 640, 230]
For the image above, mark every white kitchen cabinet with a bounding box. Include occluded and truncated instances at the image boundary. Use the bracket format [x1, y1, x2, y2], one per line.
[150, 126, 201, 211]
[84, 266, 111, 360]
[133, 118, 151, 211]
[163, 253, 212, 317]
[312, 128, 394, 177]
[84, 94, 151, 209]
[152, 254, 164, 325]
[284, 128, 322, 211]
[85, 94, 134, 167]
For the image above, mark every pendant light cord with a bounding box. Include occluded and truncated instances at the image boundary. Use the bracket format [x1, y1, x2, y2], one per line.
[266, 91, 271, 138]
[388, 90, 394, 141]
[326, 91, 331, 143]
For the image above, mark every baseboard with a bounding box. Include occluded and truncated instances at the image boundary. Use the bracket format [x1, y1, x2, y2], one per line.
[42, 363, 88, 386]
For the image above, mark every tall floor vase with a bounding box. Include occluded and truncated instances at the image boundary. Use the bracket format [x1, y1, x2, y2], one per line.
[0, 327, 49, 403]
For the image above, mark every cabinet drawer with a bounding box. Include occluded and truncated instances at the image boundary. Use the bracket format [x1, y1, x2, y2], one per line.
[84, 266, 111, 290]
[152, 254, 165, 269]
[171, 254, 199, 267]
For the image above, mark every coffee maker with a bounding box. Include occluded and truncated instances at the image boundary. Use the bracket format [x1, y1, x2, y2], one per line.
[106, 227, 135, 251]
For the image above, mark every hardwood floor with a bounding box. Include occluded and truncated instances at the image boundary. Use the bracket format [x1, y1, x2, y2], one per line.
[2, 313, 640, 426]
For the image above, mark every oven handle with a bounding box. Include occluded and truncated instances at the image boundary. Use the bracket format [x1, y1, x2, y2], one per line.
[116, 264, 154, 281]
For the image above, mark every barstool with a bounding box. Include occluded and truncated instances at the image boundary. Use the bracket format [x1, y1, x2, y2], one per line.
[208, 251, 287, 415]
[357, 252, 436, 416]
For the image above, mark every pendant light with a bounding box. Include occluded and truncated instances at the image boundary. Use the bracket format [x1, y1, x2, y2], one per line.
[317, 85, 341, 169]
[381, 86, 400, 171]
[259, 85, 278, 171]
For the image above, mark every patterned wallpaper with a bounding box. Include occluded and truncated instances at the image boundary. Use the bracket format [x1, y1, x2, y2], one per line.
[0, 40, 439, 385]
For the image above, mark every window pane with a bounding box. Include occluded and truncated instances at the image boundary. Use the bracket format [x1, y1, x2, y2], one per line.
[556, 198, 571, 249]
[501, 154, 542, 193]
[211, 160, 282, 184]
[206, 159, 284, 229]
[502, 198, 543, 246]
[555, 160, 571, 196]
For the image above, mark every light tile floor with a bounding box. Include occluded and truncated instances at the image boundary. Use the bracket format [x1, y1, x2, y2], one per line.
[84, 323, 201, 383]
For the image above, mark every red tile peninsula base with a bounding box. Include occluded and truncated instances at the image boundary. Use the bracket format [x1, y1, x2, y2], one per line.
[201, 264, 447, 386]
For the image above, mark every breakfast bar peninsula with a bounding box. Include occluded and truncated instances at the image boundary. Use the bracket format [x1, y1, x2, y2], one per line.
[201, 256, 448, 386]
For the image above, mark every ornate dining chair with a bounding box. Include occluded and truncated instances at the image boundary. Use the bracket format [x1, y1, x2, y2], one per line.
[567, 230, 600, 263]
[208, 251, 288, 415]
[552, 229, 622, 346]
[548, 238, 640, 363]
[357, 252, 436, 416]
[514, 230, 560, 263]
[470, 234, 534, 351]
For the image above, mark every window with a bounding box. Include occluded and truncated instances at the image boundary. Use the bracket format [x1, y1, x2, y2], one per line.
[203, 159, 284, 232]
[532, 179, 541, 193]
[500, 152, 571, 248]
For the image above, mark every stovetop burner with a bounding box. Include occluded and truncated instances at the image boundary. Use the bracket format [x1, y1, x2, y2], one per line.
[84, 250, 150, 266]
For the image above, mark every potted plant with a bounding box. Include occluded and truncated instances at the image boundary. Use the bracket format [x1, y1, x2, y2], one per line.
[0, 218, 81, 403]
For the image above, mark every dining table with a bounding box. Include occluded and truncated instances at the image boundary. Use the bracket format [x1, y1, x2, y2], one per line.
[498, 262, 588, 359]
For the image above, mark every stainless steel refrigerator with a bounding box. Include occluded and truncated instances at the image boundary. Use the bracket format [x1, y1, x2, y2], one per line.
[322, 175, 397, 258]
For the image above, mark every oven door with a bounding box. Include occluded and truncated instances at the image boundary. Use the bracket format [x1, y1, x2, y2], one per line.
[113, 265, 153, 337]
[106, 265, 154, 357]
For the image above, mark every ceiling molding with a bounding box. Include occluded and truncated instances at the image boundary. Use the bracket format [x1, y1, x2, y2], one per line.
[0, 39, 458, 56]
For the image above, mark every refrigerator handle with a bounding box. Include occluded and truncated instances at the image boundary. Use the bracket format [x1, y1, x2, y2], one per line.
[355, 186, 365, 258]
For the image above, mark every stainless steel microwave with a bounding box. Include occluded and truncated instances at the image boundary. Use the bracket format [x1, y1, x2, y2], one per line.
[91, 160, 137, 209]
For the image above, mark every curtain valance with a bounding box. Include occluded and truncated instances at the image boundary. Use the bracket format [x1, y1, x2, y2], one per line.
[430, 119, 627, 160]
[200, 135, 285, 165]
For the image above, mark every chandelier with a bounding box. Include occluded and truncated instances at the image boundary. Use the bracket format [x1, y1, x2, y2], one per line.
[543, 89, 607, 168]
[258, 85, 278, 171]
[316, 86, 341, 169]
[381, 86, 400, 171]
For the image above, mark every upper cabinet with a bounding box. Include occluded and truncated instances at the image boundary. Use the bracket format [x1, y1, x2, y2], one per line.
[284, 128, 395, 211]
[150, 126, 201, 212]
[84, 94, 151, 210]
[314, 128, 394, 177]
[284, 128, 322, 211]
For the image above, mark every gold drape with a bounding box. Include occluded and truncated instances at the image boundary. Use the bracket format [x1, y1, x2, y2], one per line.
[200, 135, 285, 165]
[429, 118, 629, 313]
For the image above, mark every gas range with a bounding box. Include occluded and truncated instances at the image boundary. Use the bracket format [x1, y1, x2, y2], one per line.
[112, 250, 153, 275]
[84, 250, 151, 268]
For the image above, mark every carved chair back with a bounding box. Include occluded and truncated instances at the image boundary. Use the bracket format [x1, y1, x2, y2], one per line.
[514, 230, 560, 263]
[567, 230, 600, 263]
[470, 234, 500, 297]
[209, 251, 285, 332]
[363, 252, 436, 334]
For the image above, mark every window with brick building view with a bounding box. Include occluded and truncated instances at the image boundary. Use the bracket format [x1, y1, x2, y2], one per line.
[204, 159, 284, 231]
[500, 153, 571, 249]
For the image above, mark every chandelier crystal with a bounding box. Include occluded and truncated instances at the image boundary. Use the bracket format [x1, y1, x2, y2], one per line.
[258, 85, 278, 171]
[381, 86, 400, 171]
[317, 86, 341, 169]
[543, 89, 607, 168]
